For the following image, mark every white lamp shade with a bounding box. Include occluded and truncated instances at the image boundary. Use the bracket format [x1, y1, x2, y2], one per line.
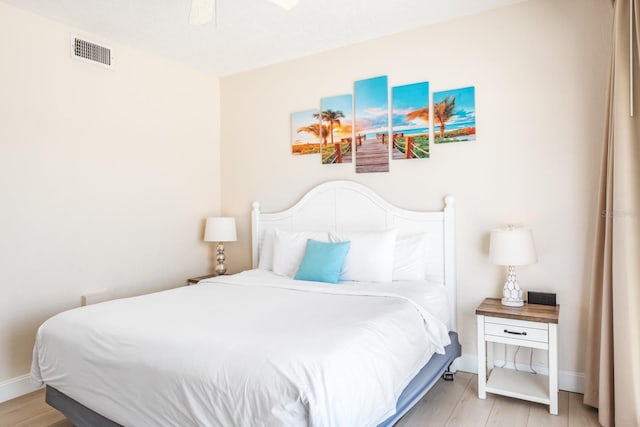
[489, 227, 537, 266]
[204, 217, 237, 242]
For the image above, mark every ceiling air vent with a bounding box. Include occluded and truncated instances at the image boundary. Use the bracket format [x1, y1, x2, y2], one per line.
[71, 35, 113, 68]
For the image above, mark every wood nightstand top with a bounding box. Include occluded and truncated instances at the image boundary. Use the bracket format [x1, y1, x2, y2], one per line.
[475, 298, 559, 324]
[187, 274, 217, 285]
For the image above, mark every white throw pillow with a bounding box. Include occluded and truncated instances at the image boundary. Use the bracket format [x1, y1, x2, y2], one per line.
[272, 230, 329, 277]
[393, 233, 428, 281]
[329, 230, 397, 282]
[257, 229, 276, 270]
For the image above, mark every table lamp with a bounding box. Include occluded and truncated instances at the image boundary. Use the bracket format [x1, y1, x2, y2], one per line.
[489, 226, 537, 307]
[204, 217, 237, 275]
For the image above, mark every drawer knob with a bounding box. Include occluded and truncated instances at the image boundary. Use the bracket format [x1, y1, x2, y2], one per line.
[504, 329, 527, 336]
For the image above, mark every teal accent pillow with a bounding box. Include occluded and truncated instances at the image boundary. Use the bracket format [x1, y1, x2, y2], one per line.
[294, 239, 351, 284]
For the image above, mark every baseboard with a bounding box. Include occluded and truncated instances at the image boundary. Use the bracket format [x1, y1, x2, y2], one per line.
[0, 374, 42, 403]
[456, 354, 584, 394]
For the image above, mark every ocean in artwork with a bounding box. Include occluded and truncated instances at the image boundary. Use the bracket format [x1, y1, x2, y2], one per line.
[392, 81, 430, 159]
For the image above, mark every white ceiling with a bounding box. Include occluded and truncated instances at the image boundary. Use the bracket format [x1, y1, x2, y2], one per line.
[2, 0, 526, 76]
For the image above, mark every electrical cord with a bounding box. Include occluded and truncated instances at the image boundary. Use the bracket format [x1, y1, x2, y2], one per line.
[528, 348, 537, 374]
[513, 346, 537, 373]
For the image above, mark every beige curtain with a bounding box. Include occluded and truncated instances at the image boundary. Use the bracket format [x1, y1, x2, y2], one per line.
[584, 1, 640, 426]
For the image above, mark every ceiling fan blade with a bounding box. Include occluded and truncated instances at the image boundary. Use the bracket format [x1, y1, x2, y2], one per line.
[189, 0, 215, 25]
[269, 0, 299, 10]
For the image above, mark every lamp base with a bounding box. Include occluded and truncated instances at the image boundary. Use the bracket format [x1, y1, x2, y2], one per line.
[500, 265, 524, 307]
[215, 242, 227, 275]
[215, 262, 227, 275]
[501, 298, 524, 307]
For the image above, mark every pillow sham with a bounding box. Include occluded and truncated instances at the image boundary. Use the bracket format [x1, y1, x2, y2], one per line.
[393, 233, 429, 281]
[329, 230, 397, 282]
[294, 239, 351, 284]
[257, 229, 276, 270]
[272, 230, 330, 277]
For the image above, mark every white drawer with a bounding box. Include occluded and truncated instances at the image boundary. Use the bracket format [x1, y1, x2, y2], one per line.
[485, 321, 548, 344]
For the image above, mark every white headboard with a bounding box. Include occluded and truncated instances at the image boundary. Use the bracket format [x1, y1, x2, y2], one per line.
[251, 180, 456, 330]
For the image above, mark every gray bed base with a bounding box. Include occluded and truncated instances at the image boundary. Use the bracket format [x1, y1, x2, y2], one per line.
[379, 331, 461, 426]
[46, 386, 122, 427]
[46, 332, 461, 427]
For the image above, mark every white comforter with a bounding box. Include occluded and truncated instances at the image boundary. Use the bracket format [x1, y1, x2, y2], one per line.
[31, 270, 450, 427]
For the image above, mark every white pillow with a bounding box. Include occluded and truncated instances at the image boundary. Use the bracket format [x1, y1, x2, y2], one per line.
[329, 230, 397, 282]
[272, 230, 329, 277]
[257, 229, 276, 270]
[393, 233, 428, 281]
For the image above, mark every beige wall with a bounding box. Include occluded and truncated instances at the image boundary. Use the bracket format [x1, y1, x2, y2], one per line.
[220, 0, 612, 378]
[0, 0, 613, 393]
[0, 3, 220, 381]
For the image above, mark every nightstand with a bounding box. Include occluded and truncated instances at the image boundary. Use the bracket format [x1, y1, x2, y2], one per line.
[476, 298, 560, 414]
[186, 274, 217, 285]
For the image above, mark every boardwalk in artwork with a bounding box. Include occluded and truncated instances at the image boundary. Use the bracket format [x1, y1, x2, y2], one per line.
[339, 152, 353, 163]
[356, 138, 389, 173]
[355, 138, 403, 173]
[392, 148, 406, 160]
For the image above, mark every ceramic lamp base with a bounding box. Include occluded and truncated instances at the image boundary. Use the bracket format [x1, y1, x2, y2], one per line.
[501, 265, 524, 307]
[501, 298, 524, 307]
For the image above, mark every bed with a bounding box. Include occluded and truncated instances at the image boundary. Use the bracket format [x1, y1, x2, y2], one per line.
[31, 180, 461, 426]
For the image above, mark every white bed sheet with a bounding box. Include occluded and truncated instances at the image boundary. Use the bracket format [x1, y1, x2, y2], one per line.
[208, 270, 451, 330]
[31, 270, 450, 427]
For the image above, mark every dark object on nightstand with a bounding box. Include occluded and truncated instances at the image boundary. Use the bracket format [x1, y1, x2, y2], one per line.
[528, 291, 557, 306]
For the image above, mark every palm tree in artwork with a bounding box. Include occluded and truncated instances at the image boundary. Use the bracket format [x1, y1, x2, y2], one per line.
[434, 96, 456, 139]
[406, 106, 429, 122]
[297, 123, 329, 144]
[313, 110, 345, 145]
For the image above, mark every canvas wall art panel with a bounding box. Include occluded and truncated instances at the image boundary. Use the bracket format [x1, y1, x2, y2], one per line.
[291, 109, 322, 155]
[391, 81, 430, 160]
[319, 94, 353, 164]
[433, 86, 476, 144]
[354, 75, 390, 173]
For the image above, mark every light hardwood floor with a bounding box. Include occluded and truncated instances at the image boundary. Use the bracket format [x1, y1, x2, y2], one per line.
[396, 372, 600, 427]
[0, 372, 600, 427]
[0, 388, 71, 427]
